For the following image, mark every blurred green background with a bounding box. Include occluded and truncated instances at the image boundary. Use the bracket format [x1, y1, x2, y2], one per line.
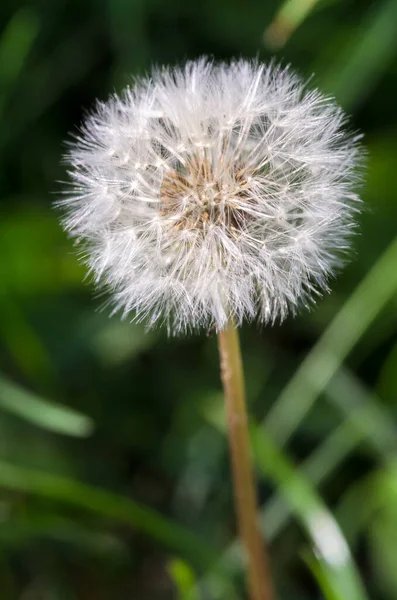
[1, 0, 397, 598]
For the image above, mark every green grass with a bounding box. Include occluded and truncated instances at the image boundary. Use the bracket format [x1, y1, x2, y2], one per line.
[1, 0, 397, 597]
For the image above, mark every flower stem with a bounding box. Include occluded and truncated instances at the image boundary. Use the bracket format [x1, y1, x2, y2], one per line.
[217, 322, 274, 600]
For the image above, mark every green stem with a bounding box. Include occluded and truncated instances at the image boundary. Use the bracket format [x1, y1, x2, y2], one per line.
[217, 322, 274, 600]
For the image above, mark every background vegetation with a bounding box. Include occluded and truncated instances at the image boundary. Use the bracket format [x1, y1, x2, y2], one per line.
[1, 0, 397, 598]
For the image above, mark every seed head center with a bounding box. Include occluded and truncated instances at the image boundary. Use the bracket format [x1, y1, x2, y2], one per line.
[160, 153, 251, 234]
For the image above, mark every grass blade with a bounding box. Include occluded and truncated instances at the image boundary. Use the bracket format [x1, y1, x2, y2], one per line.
[0, 460, 221, 574]
[252, 428, 370, 600]
[0, 374, 93, 437]
[327, 368, 397, 458]
[265, 235, 397, 446]
[168, 558, 199, 600]
[264, 0, 323, 49]
[318, 0, 397, 109]
[262, 416, 362, 541]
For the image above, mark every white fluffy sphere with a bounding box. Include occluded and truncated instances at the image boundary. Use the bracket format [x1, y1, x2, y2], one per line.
[60, 59, 362, 333]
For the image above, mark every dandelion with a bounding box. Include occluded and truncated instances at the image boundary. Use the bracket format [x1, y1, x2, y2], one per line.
[60, 59, 361, 335]
[59, 58, 362, 600]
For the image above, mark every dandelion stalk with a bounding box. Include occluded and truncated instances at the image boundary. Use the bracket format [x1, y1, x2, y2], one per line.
[218, 321, 273, 600]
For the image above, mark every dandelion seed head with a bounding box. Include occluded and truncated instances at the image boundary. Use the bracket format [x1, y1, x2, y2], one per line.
[59, 58, 362, 334]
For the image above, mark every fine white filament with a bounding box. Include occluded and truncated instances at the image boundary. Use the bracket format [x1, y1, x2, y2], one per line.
[60, 59, 361, 334]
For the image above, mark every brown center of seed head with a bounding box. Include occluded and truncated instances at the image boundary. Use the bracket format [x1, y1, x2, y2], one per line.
[160, 153, 252, 235]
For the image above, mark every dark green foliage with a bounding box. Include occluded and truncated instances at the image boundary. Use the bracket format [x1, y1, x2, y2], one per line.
[1, 0, 397, 597]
